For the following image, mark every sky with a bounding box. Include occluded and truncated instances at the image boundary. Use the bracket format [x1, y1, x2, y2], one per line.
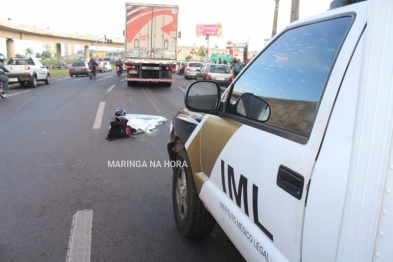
[0, 0, 332, 56]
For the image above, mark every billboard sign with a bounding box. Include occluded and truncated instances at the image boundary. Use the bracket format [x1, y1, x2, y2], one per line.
[196, 23, 222, 37]
[226, 41, 247, 48]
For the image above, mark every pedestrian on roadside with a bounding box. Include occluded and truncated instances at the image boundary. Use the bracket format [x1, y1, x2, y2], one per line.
[233, 58, 243, 78]
[218, 57, 222, 64]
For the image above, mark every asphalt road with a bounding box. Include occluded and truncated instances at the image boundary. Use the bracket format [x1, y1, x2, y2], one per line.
[0, 72, 245, 262]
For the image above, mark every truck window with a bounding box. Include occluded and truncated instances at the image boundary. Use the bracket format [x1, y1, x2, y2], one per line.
[227, 16, 352, 138]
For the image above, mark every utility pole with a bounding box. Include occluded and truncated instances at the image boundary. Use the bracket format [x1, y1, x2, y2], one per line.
[206, 34, 209, 62]
[290, 0, 300, 22]
[271, 0, 280, 38]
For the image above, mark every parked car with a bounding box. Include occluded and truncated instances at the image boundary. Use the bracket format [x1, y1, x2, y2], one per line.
[68, 61, 90, 77]
[184, 62, 203, 79]
[52, 64, 63, 69]
[196, 64, 234, 87]
[167, 1, 393, 261]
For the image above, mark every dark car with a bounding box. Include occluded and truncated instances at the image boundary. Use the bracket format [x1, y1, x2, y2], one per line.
[177, 62, 186, 75]
[69, 61, 90, 77]
[52, 64, 63, 69]
[195, 63, 234, 87]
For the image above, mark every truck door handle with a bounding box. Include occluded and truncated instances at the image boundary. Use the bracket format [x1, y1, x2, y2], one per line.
[276, 165, 304, 200]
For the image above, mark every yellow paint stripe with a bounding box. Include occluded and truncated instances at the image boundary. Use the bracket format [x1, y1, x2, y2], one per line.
[186, 115, 242, 193]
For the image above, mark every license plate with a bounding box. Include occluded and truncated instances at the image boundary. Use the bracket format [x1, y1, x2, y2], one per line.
[9, 78, 18, 82]
[129, 70, 138, 74]
[216, 77, 224, 81]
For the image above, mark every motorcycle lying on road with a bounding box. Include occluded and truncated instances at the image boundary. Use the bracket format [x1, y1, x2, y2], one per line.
[116, 65, 123, 77]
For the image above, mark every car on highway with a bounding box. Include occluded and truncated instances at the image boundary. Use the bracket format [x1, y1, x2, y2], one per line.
[184, 62, 203, 79]
[195, 63, 234, 87]
[177, 62, 186, 75]
[68, 61, 90, 77]
[102, 61, 112, 72]
[96, 61, 112, 73]
[6, 57, 50, 87]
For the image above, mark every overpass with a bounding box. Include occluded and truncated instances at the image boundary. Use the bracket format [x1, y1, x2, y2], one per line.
[0, 18, 124, 62]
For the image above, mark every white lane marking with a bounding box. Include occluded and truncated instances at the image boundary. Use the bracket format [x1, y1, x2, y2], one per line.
[72, 78, 85, 81]
[178, 86, 185, 93]
[107, 85, 115, 92]
[128, 97, 138, 113]
[96, 76, 113, 81]
[7, 90, 32, 97]
[121, 78, 126, 82]
[142, 87, 162, 114]
[56, 77, 69, 81]
[93, 102, 105, 129]
[66, 209, 93, 262]
[146, 87, 158, 102]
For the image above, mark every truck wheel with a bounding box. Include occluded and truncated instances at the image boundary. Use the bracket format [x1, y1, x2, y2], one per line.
[127, 81, 133, 87]
[163, 82, 172, 87]
[31, 77, 37, 88]
[172, 150, 216, 237]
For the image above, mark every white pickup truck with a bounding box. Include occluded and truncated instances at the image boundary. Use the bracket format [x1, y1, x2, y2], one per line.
[6, 57, 50, 87]
[168, 0, 393, 261]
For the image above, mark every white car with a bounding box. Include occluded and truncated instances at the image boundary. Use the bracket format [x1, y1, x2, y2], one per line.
[183, 62, 203, 79]
[167, 1, 393, 261]
[6, 57, 50, 87]
[96, 61, 112, 73]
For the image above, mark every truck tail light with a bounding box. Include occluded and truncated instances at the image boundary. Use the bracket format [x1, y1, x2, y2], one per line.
[24, 66, 30, 70]
[126, 65, 136, 69]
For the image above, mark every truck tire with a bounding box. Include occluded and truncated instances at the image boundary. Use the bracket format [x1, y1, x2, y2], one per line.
[163, 82, 172, 87]
[172, 150, 216, 237]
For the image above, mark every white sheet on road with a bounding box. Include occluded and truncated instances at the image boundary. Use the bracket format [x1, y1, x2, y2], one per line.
[124, 114, 167, 134]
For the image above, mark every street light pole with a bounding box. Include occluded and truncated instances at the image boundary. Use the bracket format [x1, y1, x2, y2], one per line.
[206, 34, 209, 62]
[290, 0, 300, 22]
[272, 0, 280, 38]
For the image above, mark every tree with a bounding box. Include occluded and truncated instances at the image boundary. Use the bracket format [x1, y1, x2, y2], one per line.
[190, 49, 197, 60]
[197, 46, 206, 61]
[177, 49, 182, 54]
[41, 51, 51, 59]
[35, 52, 41, 58]
[25, 48, 34, 57]
[185, 55, 192, 62]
